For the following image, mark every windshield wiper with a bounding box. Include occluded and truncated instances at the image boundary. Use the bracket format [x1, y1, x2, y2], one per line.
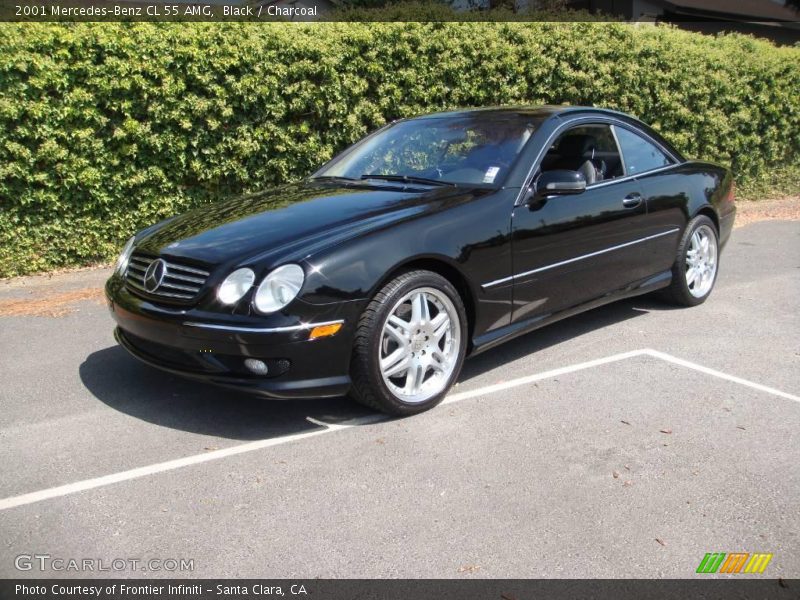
[359, 174, 456, 187]
[308, 175, 361, 183]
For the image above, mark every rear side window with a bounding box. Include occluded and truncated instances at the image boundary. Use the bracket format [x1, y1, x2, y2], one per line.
[614, 126, 673, 175]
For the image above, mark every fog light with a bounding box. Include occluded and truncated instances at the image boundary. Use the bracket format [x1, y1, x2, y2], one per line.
[309, 322, 342, 340]
[244, 358, 269, 375]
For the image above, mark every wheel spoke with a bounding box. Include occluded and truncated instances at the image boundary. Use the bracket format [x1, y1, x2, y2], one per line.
[382, 353, 411, 378]
[430, 311, 447, 329]
[381, 346, 407, 370]
[686, 248, 699, 267]
[388, 314, 412, 335]
[383, 322, 407, 346]
[686, 267, 697, 286]
[411, 292, 430, 325]
[405, 364, 425, 395]
[700, 235, 710, 255]
[420, 294, 431, 323]
[430, 350, 448, 373]
[431, 312, 450, 342]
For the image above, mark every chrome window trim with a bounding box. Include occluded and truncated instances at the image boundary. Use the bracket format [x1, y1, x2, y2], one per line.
[182, 319, 344, 334]
[583, 163, 679, 191]
[481, 228, 680, 290]
[610, 124, 627, 177]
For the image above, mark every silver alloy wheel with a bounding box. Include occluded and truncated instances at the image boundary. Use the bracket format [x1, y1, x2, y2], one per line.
[379, 286, 461, 404]
[685, 224, 718, 298]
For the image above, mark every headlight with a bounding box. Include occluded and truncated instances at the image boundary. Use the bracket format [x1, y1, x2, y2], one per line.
[115, 236, 136, 275]
[253, 264, 305, 314]
[217, 268, 256, 305]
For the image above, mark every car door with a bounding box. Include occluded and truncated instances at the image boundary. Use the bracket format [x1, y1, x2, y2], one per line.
[612, 124, 683, 276]
[508, 123, 653, 323]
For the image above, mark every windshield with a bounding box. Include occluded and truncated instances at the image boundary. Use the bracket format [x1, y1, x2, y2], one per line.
[313, 115, 539, 186]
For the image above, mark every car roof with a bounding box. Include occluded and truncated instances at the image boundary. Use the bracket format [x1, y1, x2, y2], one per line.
[407, 105, 630, 121]
[404, 105, 685, 162]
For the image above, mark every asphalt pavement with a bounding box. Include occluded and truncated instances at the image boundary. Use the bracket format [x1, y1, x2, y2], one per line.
[0, 220, 797, 578]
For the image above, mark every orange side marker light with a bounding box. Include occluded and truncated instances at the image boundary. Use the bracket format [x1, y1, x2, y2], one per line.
[309, 322, 342, 340]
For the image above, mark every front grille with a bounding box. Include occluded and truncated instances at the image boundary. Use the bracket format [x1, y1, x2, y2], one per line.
[123, 330, 211, 371]
[120, 329, 291, 378]
[125, 253, 211, 302]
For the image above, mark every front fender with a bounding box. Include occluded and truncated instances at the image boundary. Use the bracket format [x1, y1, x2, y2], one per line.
[299, 237, 468, 306]
[296, 188, 518, 340]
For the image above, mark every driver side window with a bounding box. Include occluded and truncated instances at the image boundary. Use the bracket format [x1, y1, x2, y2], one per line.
[540, 124, 624, 186]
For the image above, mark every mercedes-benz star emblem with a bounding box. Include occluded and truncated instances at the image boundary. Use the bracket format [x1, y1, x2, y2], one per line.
[143, 258, 167, 293]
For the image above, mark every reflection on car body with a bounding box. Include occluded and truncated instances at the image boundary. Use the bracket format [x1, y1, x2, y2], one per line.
[105, 106, 736, 415]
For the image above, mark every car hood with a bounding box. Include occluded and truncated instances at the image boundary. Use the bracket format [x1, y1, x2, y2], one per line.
[134, 181, 485, 267]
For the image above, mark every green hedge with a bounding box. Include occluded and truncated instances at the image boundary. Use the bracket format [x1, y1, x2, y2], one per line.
[1, 21, 799, 277]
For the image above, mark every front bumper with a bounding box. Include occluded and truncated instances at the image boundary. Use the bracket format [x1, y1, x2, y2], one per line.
[106, 277, 364, 399]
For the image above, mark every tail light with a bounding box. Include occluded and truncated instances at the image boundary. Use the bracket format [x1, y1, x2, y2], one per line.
[724, 181, 736, 205]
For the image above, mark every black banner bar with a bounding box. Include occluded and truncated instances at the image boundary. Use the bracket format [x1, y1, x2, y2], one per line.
[2, 0, 800, 23]
[1, 579, 798, 600]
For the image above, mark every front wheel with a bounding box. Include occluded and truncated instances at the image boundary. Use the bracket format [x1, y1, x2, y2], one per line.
[349, 270, 467, 416]
[662, 215, 719, 306]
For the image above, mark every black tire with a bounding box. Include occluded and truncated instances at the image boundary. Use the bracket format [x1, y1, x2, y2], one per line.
[661, 215, 719, 307]
[349, 270, 468, 416]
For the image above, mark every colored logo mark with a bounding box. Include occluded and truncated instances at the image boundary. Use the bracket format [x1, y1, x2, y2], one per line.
[696, 552, 773, 574]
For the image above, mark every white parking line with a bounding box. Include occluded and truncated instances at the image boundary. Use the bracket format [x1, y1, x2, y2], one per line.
[643, 349, 800, 403]
[0, 348, 796, 512]
[0, 414, 380, 513]
[443, 348, 646, 405]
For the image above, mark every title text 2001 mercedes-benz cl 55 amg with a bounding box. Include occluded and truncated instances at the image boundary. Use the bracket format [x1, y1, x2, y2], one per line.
[106, 106, 736, 415]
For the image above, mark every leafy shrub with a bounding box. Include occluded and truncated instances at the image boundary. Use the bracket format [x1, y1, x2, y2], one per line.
[1, 21, 798, 276]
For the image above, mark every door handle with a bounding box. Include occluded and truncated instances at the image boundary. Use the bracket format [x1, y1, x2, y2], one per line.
[622, 193, 643, 208]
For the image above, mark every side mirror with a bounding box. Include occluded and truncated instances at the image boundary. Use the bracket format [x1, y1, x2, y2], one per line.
[532, 170, 587, 199]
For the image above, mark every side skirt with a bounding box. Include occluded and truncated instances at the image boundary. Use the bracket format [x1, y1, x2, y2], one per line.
[468, 270, 672, 356]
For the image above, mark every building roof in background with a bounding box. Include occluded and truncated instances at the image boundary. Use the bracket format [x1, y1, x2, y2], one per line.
[660, 0, 799, 22]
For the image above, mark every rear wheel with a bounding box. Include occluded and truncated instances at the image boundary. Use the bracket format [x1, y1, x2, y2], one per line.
[349, 270, 467, 416]
[662, 215, 719, 306]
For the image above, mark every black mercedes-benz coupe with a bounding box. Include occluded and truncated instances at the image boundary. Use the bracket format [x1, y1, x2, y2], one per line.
[106, 106, 736, 415]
